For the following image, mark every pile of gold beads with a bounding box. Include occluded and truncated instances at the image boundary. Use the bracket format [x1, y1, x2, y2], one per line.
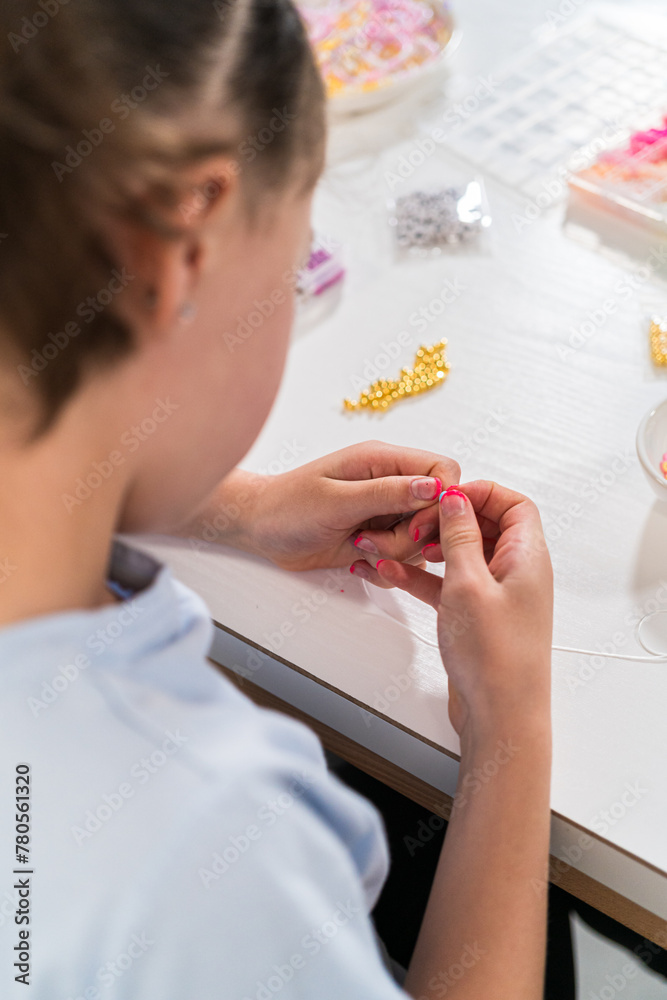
[344, 339, 450, 413]
[650, 316, 667, 366]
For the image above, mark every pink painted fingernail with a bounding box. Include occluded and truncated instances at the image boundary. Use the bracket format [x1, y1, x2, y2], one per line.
[422, 543, 438, 557]
[354, 536, 378, 554]
[376, 559, 386, 571]
[412, 527, 420, 542]
[439, 487, 467, 504]
[351, 562, 370, 579]
[411, 477, 442, 501]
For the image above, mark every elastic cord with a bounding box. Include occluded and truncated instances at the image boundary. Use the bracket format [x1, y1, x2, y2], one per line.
[362, 579, 667, 663]
[551, 644, 667, 663]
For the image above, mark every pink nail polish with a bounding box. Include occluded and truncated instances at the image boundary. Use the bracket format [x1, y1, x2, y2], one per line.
[349, 564, 356, 574]
[413, 527, 420, 542]
[411, 477, 442, 501]
[439, 487, 467, 504]
[376, 559, 386, 571]
[353, 563, 370, 580]
[354, 536, 378, 554]
[422, 543, 438, 556]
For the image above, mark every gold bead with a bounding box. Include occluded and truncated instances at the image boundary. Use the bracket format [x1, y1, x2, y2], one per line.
[344, 338, 450, 412]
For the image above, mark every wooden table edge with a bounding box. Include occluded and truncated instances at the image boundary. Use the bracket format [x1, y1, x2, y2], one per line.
[212, 660, 667, 948]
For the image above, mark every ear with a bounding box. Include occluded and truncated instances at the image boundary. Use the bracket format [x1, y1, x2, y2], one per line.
[104, 156, 239, 335]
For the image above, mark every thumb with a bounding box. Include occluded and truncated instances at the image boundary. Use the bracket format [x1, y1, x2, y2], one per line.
[438, 487, 487, 582]
[335, 475, 443, 522]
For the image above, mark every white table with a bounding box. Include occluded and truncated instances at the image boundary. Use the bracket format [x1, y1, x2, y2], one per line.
[132, 0, 667, 945]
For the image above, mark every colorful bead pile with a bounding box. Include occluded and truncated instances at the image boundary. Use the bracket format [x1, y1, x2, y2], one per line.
[299, 0, 452, 97]
[650, 316, 667, 366]
[344, 339, 450, 412]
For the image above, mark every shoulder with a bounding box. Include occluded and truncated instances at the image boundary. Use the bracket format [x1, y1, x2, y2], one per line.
[118, 766, 404, 1000]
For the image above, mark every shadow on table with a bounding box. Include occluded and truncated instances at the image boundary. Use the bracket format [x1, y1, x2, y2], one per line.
[632, 502, 667, 596]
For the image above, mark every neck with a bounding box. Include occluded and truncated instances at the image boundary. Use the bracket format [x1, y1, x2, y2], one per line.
[0, 411, 130, 627]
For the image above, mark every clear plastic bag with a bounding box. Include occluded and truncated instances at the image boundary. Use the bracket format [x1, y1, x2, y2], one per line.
[388, 178, 491, 255]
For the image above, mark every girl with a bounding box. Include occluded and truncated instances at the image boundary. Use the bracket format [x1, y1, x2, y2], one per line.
[0, 1, 553, 997]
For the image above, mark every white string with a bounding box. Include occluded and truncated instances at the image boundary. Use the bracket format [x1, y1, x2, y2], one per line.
[552, 611, 667, 662]
[551, 644, 667, 663]
[362, 579, 667, 663]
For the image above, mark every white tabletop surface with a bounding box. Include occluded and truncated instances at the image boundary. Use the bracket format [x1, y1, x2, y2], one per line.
[133, 0, 667, 912]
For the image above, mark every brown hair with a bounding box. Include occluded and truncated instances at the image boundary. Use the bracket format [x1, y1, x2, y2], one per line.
[0, 0, 325, 435]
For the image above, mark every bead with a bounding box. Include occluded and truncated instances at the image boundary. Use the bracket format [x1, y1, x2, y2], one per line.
[301, 0, 453, 100]
[344, 338, 449, 413]
[650, 316, 667, 366]
[392, 189, 486, 249]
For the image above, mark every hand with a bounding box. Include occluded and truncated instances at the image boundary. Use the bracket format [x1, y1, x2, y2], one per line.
[194, 442, 460, 571]
[362, 482, 553, 739]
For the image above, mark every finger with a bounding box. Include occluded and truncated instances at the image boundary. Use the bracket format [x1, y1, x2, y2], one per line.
[437, 487, 487, 583]
[375, 559, 442, 609]
[349, 559, 395, 589]
[476, 515, 501, 539]
[409, 505, 501, 546]
[457, 480, 543, 537]
[421, 541, 442, 562]
[407, 505, 442, 546]
[351, 515, 437, 563]
[482, 536, 497, 564]
[328, 441, 461, 489]
[456, 481, 548, 581]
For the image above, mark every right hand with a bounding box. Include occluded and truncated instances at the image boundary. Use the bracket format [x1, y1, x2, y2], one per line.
[366, 481, 553, 741]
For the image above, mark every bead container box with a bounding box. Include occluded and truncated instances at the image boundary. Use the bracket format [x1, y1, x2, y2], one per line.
[568, 115, 667, 237]
[298, 0, 458, 115]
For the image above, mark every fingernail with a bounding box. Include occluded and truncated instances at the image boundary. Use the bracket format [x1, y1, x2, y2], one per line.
[422, 543, 438, 556]
[412, 527, 420, 542]
[376, 559, 386, 571]
[438, 487, 467, 504]
[354, 536, 378, 555]
[411, 477, 442, 501]
[351, 562, 370, 579]
[440, 490, 468, 514]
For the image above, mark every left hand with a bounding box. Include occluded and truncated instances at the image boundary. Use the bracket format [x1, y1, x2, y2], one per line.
[188, 442, 460, 572]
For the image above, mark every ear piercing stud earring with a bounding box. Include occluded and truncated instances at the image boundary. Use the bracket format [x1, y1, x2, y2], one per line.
[179, 301, 197, 323]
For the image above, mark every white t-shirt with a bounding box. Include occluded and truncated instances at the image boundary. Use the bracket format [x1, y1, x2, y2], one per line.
[0, 541, 408, 999]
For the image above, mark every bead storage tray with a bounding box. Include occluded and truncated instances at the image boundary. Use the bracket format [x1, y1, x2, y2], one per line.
[568, 113, 667, 238]
[441, 16, 667, 200]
